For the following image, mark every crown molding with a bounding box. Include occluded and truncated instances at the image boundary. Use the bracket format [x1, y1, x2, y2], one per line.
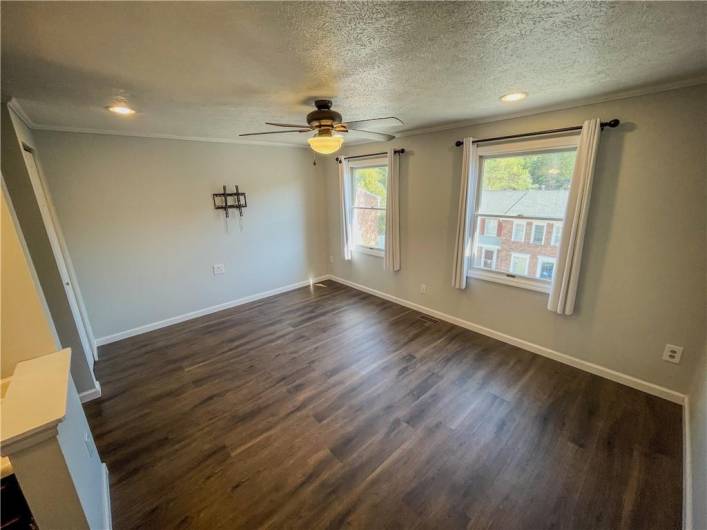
[396, 75, 707, 139]
[28, 123, 310, 148]
[9, 74, 706, 147]
[6, 97, 36, 129]
[7, 98, 308, 148]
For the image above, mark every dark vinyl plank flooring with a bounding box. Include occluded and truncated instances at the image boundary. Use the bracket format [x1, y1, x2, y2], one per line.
[85, 280, 682, 530]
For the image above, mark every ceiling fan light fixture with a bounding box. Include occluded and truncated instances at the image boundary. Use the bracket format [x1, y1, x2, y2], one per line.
[308, 129, 344, 155]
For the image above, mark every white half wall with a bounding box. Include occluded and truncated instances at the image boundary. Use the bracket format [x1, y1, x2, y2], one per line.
[33, 132, 328, 339]
[323, 85, 706, 394]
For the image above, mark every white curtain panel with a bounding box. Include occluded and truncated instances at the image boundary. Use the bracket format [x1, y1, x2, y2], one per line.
[548, 118, 602, 315]
[452, 138, 478, 289]
[338, 160, 352, 261]
[384, 149, 401, 271]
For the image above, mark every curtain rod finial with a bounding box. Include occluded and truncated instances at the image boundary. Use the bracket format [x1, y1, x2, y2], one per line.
[605, 118, 620, 128]
[455, 140, 464, 147]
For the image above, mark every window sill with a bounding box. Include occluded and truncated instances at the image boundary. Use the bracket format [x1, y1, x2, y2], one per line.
[467, 268, 550, 293]
[354, 246, 384, 258]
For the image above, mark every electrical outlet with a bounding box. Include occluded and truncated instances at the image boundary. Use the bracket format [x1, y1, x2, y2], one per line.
[419, 283, 427, 294]
[213, 264, 225, 275]
[662, 344, 683, 364]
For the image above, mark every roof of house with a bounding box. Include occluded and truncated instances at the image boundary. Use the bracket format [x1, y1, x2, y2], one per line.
[479, 190, 569, 219]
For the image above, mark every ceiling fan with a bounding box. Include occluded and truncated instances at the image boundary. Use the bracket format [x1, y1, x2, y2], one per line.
[239, 99, 403, 154]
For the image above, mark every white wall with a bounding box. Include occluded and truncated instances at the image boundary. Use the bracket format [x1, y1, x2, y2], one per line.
[34, 132, 328, 339]
[323, 85, 706, 394]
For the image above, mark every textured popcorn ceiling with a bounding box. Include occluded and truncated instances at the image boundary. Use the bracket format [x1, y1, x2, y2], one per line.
[2, 1, 705, 145]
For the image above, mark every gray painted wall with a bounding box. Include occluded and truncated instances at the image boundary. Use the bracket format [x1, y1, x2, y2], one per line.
[323, 85, 706, 393]
[1, 105, 97, 394]
[34, 132, 328, 339]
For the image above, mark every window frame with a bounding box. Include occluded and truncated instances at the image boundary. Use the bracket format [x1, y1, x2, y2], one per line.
[536, 256, 557, 280]
[512, 220, 526, 242]
[550, 223, 562, 246]
[531, 222, 546, 245]
[483, 218, 498, 237]
[510, 252, 530, 276]
[348, 156, 389, 258]
[476, 245, 499, 270]
[466, 134, 580, 294]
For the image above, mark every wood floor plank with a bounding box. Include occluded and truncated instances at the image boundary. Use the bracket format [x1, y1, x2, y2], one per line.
[85, 280, 682, 529]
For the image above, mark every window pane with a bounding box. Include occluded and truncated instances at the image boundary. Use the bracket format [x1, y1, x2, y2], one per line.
[484, 218, 498, 236]
[353, 166, 387, 208]
[477, 149, 576, 218]
[538, 260, 555, 280]
[551, 223, 562, 246]
[353, 208, 386, 250]
[532, 223, 545, 244]
[471, 217, 559, 281]
[510, 254, 529, 275]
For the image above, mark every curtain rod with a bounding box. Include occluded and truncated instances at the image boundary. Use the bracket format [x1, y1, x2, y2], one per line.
[454, 119, 620, 147]
[336, 148, 405, 163]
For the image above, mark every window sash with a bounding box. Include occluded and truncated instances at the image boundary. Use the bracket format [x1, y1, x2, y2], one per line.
[531, 223, 546, 245]
[349, 157, 389, 254]
[466, 134, 580, 292]
[512, 221, 526, 242]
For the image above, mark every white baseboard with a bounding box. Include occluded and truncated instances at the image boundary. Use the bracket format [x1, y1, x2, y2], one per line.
[326, 275, 686, 405]
[79, 381, 102, 403]
[94, 276, 329, 347]
[683, 396, 692, 530]
[101, 462, 112, 530]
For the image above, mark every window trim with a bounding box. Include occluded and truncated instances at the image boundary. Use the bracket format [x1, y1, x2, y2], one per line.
[466, 134, 579, 293]
[531, 222, 547, 245]
[348, 156, 388, 257]
[483, 218, 498, 237]
[536, 256, 557, 280]
[476, 245, 499, 270]
[550, 223, 562, 246]
[512, 220, 526, 242]
[510, 252, 530, 276]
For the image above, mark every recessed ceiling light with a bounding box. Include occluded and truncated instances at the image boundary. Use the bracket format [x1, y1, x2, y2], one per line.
[500, 92, 528, 103]
[106, 105, 135, 115]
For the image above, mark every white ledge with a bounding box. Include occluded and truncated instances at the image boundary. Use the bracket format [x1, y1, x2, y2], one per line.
[1, 349, 71, 454]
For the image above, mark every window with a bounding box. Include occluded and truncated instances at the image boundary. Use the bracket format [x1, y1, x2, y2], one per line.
[537, 256, 556, 280]
[467, 135, 579, 292]
[350, 157, 388, 256]
[510, 253, 530, 276]
[532, 222, 546, 245]
[483, 218, 498, 236]
[474, 246, 498, 269]
[512, 221, 526, 242]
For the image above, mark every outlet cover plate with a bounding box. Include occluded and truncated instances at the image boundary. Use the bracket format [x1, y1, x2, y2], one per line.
[662, 344, 683, 364]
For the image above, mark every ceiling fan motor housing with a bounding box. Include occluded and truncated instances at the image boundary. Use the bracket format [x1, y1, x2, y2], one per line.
[307, 99, 342, 130]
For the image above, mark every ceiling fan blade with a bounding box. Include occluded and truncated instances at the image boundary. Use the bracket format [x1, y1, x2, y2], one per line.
[343, 116, 403, 129]
[239, 129, 311, 136]
[348, 128, 395, 141]
[265, 122, 312, 129]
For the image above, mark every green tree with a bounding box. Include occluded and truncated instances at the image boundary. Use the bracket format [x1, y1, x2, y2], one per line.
[483, 156, 532, 190]
[354, 167, 387, 203]
[483, 151, 576, 191]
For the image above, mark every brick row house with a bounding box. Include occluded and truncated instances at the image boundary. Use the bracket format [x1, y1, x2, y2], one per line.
[472, 190, 568, 280]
